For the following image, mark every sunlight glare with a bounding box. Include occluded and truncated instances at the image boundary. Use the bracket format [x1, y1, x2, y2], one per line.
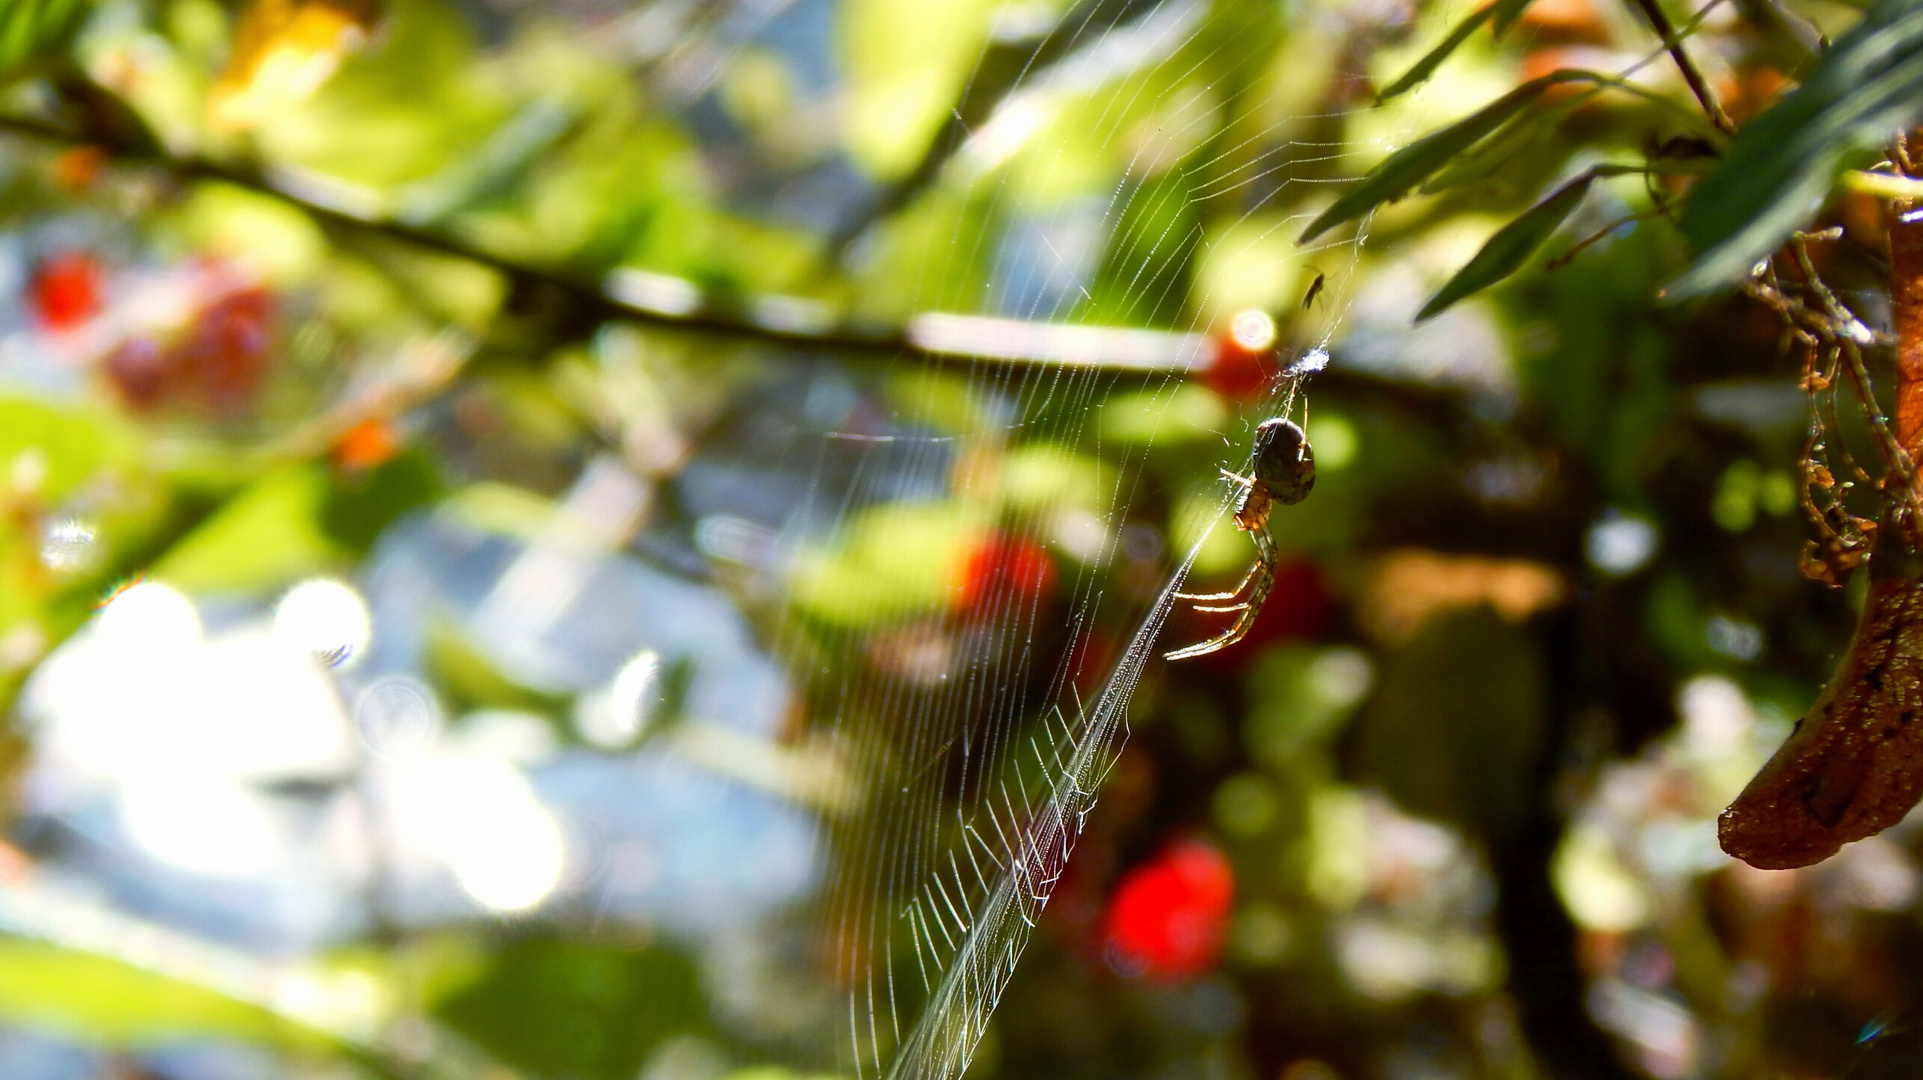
[1587, 510, 1658, 575]
[964, 97, 1051, 171]
[96, 580, 201, 652]
[40, 519, 97, 571]
[394, 754, 564, 912]
[574, 650, 664, 749]
[119, 779, 281, 879]
[273, 578, 372, 669]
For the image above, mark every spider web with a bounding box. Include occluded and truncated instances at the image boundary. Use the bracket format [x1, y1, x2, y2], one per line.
[0, 0, 1613, 1071]
[740, 1, 1430, 1075]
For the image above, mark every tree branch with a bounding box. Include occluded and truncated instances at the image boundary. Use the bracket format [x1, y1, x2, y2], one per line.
[1, 99, 1243, 380]
[1717, 134, 1923, 871]
[0, 110, 930, 356]
[1890, 133, 1923, 458]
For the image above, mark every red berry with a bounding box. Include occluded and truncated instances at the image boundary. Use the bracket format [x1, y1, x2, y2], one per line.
[1102, 839, 1234, 980]
[185, 287, 274, 411]
[102, 337, 176, 410]
[1203, 330, 1276, 401]
[30, 253, 102, 331]
[957, 533, 1057, 616]
[1256, 558, 1338, 642]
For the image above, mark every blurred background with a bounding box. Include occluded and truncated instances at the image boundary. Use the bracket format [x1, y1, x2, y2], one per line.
[0, 0, 1914, 1078]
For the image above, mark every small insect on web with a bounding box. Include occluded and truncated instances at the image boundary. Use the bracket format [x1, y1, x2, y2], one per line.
[1166, 350, 1324, 661]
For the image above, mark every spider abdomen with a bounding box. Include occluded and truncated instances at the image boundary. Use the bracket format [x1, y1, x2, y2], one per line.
[1250, 418, 1315, 506]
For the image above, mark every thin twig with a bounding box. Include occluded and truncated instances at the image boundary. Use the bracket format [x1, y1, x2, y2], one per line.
[1626, 0, 1736, 135]
[1545, 209, 1665, 270]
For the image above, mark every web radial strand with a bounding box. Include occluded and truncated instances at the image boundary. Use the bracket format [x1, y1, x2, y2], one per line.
[794, 0, 1388, 1073]
[877, 579, 1177, 1080]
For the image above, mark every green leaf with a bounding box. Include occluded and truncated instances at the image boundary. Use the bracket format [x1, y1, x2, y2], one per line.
[787, 501, 989, 628]
[0, 939, 296, 1048]
[151, 465, 344, 594]
[1419, 94, 1583, 194]
[422, 617, 571, 713]
[320, 448, 446, 552]
[391, 97, 580, 226]
[1419, 71, 1715, 196]
[1378, 5, 1495, 102]
[1416, 171, 1595, 321]
[0, 396, 119, 502]
[1672, 0, 1923, 296]
[435, 937, 706, 1080]
[1299, 71, 1587, 243]
[0, 0, 91, 80]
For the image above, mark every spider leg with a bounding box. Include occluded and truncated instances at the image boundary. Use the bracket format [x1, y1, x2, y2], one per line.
[1173, 556, 1262, 602]
[1164, 531, 1279, 660]
[1174, 587, 1243, 601]
[1165, 587, 1265, 659]
[1163, 624, 1246, 661]
[1174, 470, 1262, 602]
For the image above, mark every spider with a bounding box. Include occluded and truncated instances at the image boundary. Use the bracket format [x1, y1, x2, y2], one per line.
[1165, 417, 1315, 660]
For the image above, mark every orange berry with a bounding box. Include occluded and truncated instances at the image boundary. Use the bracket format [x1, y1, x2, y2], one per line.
[334, 417, 402, 472]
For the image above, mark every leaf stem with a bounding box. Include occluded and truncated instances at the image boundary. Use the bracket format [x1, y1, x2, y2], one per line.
[1544, 208, 1665, 270]
[1626, 0, 1735, 135]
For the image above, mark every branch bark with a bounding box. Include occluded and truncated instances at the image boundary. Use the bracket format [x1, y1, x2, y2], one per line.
[0, 92, 1212, 377]
[1891, 138, 1923, 458]
[1717, 133, 1923, 869]
[0, 110, 916, 360]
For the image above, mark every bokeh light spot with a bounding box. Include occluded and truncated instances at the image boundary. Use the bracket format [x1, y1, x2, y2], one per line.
[274, 578, 372, 668]
[1229, 309, 1277, 351]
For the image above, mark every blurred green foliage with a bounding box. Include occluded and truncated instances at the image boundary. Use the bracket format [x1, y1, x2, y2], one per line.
[435, 937, 707, 1080]
[1, 1, 1922, 1080]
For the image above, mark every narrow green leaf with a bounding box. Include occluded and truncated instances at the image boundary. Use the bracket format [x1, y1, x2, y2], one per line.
[0, 2, 37, 69]
[0, 0, 92, 80]
[0, 939, 296, 1047]
[1416, 171, 1595, 321]
[1490, 0, 1538, 37]
[1378, 5, 1495, 102]
[1419, 97, 1578, 195]
[1421, 71, 1717, 195]
[1673, 0, 1923, 296]
[1300, 71, 1586, 244]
